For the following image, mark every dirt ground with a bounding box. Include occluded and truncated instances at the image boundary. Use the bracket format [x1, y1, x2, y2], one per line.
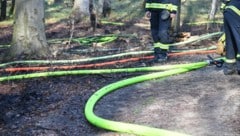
[0, 18, 239, 136]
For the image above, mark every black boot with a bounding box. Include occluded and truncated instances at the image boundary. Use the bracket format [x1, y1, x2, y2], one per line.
[223, 63, 236, 75]
[154, 48, 168, 63]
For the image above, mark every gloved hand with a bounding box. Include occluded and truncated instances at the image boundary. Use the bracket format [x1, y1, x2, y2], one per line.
[216, 33, 226, 56]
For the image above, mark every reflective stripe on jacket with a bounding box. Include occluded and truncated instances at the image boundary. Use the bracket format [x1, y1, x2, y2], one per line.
[221, 0, 240, 14]
[225, 5, 240, 16]
[145, 0, 178, 13]
[145, 3, 177, 12]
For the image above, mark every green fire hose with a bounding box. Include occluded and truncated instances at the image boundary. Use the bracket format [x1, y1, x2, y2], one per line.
[0, 62, 207, 82]
[0, 37, 223, 135]
[0, 61, 209, 135]
[84, 61, 209, 136]
[0, 51, 152, 68]
[0, 58, 220, 135]
[0, 32, 221, 68]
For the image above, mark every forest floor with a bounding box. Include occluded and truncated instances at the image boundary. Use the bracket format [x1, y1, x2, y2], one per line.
[0, 17, 239, 136]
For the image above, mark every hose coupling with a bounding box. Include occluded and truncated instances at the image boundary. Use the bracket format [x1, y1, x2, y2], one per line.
[207, 55, 224, 68]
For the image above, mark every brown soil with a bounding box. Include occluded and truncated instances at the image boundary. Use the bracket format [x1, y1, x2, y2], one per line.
[0, 18, 239, 136]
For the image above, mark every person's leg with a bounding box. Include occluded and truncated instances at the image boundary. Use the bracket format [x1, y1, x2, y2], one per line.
[223, 11, 237, 75]
[234, 23, 240, 74]
[158, 15, 172, 44]
[227, 10, 240, 74]
[150, 12, 167, 62]
[150, 12, 159, 43]
[152, 11, 173, 62]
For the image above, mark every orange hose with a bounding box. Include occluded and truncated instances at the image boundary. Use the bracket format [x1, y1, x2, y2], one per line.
[0, 50, 216, 73]
[169, 49, 216, 57]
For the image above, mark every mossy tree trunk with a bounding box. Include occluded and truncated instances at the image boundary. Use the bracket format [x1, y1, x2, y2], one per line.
[5, 0, 49, 60]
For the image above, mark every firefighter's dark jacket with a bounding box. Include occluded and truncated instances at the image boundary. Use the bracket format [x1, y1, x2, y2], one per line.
[145, 0, 178, 13]
[222, 0, 240, 11]
[227, 0, 240, 9]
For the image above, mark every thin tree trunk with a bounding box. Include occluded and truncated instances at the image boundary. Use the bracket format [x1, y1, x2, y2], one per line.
[89, 0, 97, 31]
[207, 0, 218, 30]
[209, 0, 218, 20]
[176, 0, 181, 33]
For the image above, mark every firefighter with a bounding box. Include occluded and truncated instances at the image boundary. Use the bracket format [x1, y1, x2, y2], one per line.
[221, 0, 240, 75]
[145, 0, 178, 62]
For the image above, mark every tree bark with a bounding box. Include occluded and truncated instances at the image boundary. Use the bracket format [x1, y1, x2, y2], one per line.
[9, 0, 15, 16]
[70, 0, 89, 23]
[102, 0, 111, 18]
[0, 0, 7, 20]
[70, 0, 104, 31]
[89, 0, 97, 31]
[176, 0, 181, 33]
[206, 0, 218, 30]
[5, 0, 49, 60]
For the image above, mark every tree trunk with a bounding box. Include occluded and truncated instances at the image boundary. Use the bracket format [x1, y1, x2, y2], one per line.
[0, 0, 7, 20]
[89, 0, 104, 31]
[5, 0, 49, 60]
[70, 0, 89, 23]
[176, 0, 181, 33]
[70, 0, 104, 31]
[9, 0, 15, 16]
[207, 0, 218, 30]
[102, 0, 111, 18]
[89, 0, 97, 31]
[209, 0, 218, 20]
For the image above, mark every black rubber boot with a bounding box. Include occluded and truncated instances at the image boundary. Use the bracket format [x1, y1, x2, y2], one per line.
[223, 63, 236, 75]
[154, 48, 168, 63]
